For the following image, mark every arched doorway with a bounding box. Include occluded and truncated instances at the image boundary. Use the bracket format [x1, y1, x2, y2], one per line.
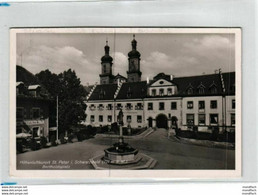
[156, 114, 168, 129]
[148, 117, 153, 128]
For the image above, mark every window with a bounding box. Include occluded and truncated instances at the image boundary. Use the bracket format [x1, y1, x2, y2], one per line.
[32, 108, 40, 119]
[90, 104, 96, 110]
[187, 88, 193, 95]
[167, 88, 172, 95]
[199, 101, 205, 109]
[152, 89, 156, 96]
[231, 113, 235, 126]
[116, 103, 122, 110]
[99, 115, 103, 122]
[210, 114, 218, 125]
[210, 86, 217, 94]
[136, 103, 143, 110]
[103, 65, 106, 73]
[98, 104, 104, 110]
[232, 99, 235, 109]
[198, 114, 205, 125]
[108, 115, 112, 122]
[198, 87, 205, 94]
[159, 88, 164, 96]
[210, 100, 217, 109]
[17, 107, 24, 119]
[126, 103, 132, 110]
[107, 104, 113, 110]
[159, 102, 165, 110]
[171, 102, 177, 110]
[127, 115, 132, 122]
[90, 115, 95, 122]
[187, 101, 193, 109]
[148, 102, 153, 110]
[137, 115, 142, 123]
[186, 114, 194, 126]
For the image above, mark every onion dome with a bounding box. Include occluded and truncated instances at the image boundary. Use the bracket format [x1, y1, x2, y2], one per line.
[101, 40, 113, 62]
[128, 34, 141, 58]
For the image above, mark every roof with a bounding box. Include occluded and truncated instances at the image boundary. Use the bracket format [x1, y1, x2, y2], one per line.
[28, 85, 41, 90]
[88, 83, 118, 101]
[116, 81, 147, 100]
[173, 73, 223, 95]
[87, 72, 235, 101]
[16, 82, 24, 87]
[114, 74, 127, 80]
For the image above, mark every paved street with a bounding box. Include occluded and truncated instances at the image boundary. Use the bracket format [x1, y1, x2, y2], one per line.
[17, 129, 235, 170]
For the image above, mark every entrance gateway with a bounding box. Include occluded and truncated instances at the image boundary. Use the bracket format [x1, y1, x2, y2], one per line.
[156, 114, 168, 129]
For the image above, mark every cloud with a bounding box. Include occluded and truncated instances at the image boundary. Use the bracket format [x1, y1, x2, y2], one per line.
[17, 45, 99, 85]
[141, 51, 200, 79]
[112, 52, 128, 76]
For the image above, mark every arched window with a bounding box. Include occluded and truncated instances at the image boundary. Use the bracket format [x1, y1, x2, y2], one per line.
[103, 65, 106, 73]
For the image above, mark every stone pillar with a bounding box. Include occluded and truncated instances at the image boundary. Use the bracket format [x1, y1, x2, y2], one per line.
[153, 119, 156, 130]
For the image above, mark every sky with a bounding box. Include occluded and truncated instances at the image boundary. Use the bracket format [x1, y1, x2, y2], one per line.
[16, 32, 235, 86]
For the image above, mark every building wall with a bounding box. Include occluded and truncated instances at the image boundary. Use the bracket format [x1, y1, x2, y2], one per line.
[16, 97, 50, 137]
[181, 96, 223, 131]
[144, 98, 182, 128]
[85, 101, 115, 126]
[225, 95, 235, 131]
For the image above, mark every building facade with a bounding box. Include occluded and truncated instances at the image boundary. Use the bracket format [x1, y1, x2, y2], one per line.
[16, 80, 51, 138]
[85, 36, 236, 133]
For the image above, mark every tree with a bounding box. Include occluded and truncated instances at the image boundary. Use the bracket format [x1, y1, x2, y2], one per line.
[36, 69, 87, 135]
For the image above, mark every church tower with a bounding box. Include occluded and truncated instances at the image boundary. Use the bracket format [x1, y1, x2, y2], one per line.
[100, 40, 113, 84]
[127, 35, 142, 82]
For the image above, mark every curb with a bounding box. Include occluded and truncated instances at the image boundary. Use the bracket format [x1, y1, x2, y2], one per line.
[169, 135, 235, 150]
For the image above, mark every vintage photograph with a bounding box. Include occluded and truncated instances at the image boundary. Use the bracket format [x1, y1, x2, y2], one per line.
[10, 28, 241, 177]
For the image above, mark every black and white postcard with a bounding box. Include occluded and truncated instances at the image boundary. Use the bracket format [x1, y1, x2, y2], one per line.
[10, 28, 241, 178]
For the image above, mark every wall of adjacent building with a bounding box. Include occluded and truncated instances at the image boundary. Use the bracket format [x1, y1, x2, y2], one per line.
[181, 96, 223, 131]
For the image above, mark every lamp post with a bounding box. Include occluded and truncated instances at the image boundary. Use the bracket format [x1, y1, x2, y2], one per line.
[118, 109, 124, 143]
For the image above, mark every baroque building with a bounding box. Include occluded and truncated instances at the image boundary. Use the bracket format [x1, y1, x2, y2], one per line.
[85, 35, 236, 133]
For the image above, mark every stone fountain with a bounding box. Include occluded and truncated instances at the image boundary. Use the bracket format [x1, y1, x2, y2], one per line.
[90, 109, 157, 170]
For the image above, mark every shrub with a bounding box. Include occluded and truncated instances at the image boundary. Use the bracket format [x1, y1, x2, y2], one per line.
[59, 133, 66, 144]
[40, 137, 47, 148]
[50, 135, 57, 146]
[111, 122, 119, 134]
[30, 139, 38, 150]
[211, 126, 219, 141]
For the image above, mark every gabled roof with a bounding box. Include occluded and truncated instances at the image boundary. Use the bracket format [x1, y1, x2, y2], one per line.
[16, 82, 24, 87]
[28, 85, 41, 90]
[116, 81, 147, 100]
[172, 73, 223, 95]
[88, 83, 118, 101]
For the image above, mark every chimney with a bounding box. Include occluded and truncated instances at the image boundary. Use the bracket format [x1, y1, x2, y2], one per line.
[147, 77, 149, 84]
[170, 75, 174, 80]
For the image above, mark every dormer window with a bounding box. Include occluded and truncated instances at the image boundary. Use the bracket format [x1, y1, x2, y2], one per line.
[210, 85, 217, 94]
[187, 88, 193, 95]
[198, 87, 205, 94]
[159, 88, 164, 96]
